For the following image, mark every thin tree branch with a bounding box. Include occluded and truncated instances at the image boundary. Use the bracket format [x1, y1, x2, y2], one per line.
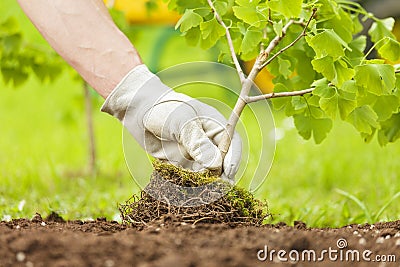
[246, 88, 315, 103]
[207, 0, 245, 82]
[245, 18, 296, 84]
[260, 8, 317, 70]
[264, 20, 295, 58]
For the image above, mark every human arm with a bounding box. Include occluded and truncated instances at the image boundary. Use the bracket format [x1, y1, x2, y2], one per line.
[17, 0, 142, 98]
[17, 0, 242, 179]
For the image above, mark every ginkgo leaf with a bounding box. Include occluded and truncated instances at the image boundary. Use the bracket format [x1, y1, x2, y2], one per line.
[354, 64, 396, 96]
[175, 9, 203, 32]
[200, 18, 226, 49]
[273, 20, 283, 37]
[378, 38, 400, 62]
[240, 29, 262, 54]
[271, 83, 290, 110]
[311, 56, 335, 81]
[378, 113, 400, 145]
[346, 105, 379, 134]
[268, 0, 303, 18]
[317, 87, 356, 119]
[311, 57, 354, 87]
[368, 18, 396, 44]
[332, 59, 354, 87]
[232, 6, 261, 27]
[306, 29, 351, 60]
[278, 57, 292, 79]
[373, 95, 400, 121]
[294, 114, 333, 144]
[322, 8, 353, 43]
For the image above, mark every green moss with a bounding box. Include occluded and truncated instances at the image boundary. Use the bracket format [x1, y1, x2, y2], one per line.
[152, 160, 219, 186]
[150, 160, 268, 221]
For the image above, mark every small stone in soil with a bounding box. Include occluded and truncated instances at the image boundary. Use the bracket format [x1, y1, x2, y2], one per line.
[16, 252, 25, 262]
[376, 237, 385, 244]
[104, 259, 115, 267]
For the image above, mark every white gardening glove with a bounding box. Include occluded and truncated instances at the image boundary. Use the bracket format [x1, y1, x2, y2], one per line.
[101, 65, 242, 181]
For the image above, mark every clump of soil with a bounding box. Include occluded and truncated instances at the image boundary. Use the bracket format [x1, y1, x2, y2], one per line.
[119, 160, 269, 226]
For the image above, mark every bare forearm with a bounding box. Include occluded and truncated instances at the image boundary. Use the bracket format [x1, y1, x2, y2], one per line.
[17, 0, 142, 98]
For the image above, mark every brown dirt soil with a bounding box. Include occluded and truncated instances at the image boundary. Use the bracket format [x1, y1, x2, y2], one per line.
[1, 215, 400, 267]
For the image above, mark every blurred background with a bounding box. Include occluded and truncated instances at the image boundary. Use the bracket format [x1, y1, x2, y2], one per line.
[0, 0, 400, 226]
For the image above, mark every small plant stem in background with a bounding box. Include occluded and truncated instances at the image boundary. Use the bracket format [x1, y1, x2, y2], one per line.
[84, 81, 97, 176]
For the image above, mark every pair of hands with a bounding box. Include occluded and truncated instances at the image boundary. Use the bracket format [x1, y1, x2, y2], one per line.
[101, 65, 242, 181]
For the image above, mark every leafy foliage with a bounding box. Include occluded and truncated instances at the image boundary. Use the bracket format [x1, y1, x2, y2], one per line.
[0, 17, 64, 87]
[167, 0, 400, 145]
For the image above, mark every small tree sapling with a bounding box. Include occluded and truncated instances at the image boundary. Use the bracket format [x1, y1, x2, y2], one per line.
[168, 0, 400, 174]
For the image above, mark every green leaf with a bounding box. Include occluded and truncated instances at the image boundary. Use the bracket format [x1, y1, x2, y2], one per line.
[378, 113, 400, 145]
[318, 87, 356, 119]
[232, 6, 261, 27]
[346, 105, 379, 134]
[311, 57, 354, 87]
[293, 114, 333, 144]
[175, 9, 203, 32]
[273, 20, 283, 37]
[354, 64, 396, 96]
[340, 80, 359, 94]
[268, 0, 303, 18]
[214, 0, 229, 16]
[175, 0, 207, 11]
[1, 66, 29, 87]
[351, 13, 363, 34]
[271, 83, 290, 110]
[315, 0, 339, 20]
[291, 96, 307, 111]
[322, 8, 353, 43]
[311, 56, 335, 80]
[200, 18, 226, 49]
[378, 38, 400, 62]
[240, 29, 262, 55]
[332, 59, 354, 87]
[278, 57, 292, 79]
[346, 36, 366, 66]
[184, 27, 201, 46]
[1, 33, 22, 54]
[373, 95, 400, 122]
[235, 0, 260, 7]
[319, 89, 339, 119]
[312, 79, 332, 97]
[306, 29, 350, 60]
[0, 17, 18, 32]
[368, 18, 395, 44]
[290, 49, 316, 84]
[338, 97, 357, 120]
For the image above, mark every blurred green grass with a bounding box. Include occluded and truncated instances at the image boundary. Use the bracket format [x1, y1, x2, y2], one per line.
[1, 0, 400, 227]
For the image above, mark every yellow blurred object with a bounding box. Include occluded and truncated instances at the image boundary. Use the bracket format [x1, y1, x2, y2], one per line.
[243, 60, 274, 94]
[106, 0, 180, 24]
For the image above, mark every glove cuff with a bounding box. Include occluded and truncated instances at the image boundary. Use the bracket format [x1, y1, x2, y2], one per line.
[101, 64, 155, 120]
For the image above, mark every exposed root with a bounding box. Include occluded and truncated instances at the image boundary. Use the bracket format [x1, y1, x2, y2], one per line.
[119, 161, 269, 227]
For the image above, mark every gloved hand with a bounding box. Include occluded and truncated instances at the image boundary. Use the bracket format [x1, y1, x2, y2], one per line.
[101, 65, 242, 181]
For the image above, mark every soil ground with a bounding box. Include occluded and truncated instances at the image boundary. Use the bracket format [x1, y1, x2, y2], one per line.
[1, 216, 400, 267]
